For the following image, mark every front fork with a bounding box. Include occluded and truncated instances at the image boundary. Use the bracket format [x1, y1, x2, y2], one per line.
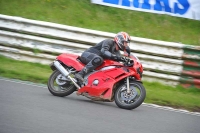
[127, 77, 131, 94]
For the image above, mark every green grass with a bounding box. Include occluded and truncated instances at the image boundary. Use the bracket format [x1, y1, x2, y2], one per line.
[0, 56, 51, 84]
[144, 81, 200, 112]
[0, 55, 200, 112]
[0, 0, 200, 45]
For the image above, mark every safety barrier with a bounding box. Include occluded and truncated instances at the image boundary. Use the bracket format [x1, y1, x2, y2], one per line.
[0, 14, 199, 88]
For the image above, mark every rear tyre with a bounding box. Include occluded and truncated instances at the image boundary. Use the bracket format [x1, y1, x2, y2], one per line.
[114, 81, 146, 110]
[47, 70, 76, 97]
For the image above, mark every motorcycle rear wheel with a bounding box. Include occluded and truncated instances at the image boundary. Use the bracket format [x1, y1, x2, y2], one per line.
[47, 70, 76, 97]
[114, 81, 146, 110]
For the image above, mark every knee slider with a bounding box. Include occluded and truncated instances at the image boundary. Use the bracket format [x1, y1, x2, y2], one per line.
[92, 57, 103, 66]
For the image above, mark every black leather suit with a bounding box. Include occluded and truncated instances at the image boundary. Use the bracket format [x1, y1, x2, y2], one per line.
[79, 39, 121, 71]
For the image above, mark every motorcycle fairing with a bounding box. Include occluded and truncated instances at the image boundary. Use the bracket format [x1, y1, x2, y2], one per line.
[77, 67, 136, 101]
[96, 60, 123, 70]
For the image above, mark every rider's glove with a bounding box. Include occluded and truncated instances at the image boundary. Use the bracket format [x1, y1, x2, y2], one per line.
[119, 56, 130, 62]
[111, 54, 129, 62]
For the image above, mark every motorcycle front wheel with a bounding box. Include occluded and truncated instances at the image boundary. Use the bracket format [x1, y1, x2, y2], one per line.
[114, 81, 146, 110]
[47, 70, 76, 97]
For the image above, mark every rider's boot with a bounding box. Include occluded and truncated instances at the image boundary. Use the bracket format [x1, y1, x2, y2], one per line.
[75, 67, 89, 83]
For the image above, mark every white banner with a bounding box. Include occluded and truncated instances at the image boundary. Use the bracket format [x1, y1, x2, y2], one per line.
[91, 0, 200, 20]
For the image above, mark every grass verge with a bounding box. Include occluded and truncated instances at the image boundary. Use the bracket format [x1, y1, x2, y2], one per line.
[0, 55, 200, 112]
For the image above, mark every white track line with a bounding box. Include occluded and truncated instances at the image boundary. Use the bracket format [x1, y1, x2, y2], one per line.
[142, 103, 200, 116]
[0, 77, 200, 116]
[0, 77, 46, 88]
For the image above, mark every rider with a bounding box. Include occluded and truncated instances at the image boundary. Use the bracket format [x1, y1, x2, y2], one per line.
[75, 32, 131, 82]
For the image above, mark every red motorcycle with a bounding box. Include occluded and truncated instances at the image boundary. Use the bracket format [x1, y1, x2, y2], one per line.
[47, 52, 146, 110]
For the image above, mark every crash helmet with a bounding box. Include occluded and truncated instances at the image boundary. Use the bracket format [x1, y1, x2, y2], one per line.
[114, 32, 131, 50]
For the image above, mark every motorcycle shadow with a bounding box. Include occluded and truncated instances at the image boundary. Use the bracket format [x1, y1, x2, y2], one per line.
[47, 93, 143, 112]
[67, 94, 117, 108]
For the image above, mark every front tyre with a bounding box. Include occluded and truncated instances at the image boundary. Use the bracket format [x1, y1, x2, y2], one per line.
[114, 81, 146, 110]
[47, 70, 76, 97]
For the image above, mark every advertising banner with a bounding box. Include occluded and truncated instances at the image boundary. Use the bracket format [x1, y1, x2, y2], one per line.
[91, 0, 200, 20]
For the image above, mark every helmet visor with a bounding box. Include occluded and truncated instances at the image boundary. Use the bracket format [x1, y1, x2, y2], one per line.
[123, 41, 131, 56]
[124, 41, 130, 47]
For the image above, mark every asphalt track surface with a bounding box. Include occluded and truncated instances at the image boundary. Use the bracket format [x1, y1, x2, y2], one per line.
[0, 78, 200, 133]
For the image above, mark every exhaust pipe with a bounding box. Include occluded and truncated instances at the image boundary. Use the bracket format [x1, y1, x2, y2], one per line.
[54, 61, 69, 76]
[53, 60, 80, 89]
